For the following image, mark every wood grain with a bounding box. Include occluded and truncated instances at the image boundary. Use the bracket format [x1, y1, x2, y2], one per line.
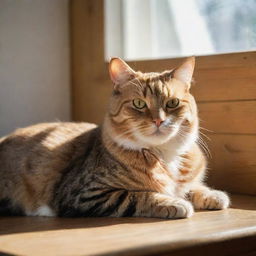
[192, 73, 256, 102]
[0, 195, 255, 256]
[198, 101, 256, 134]
[205, 134, 256, 195]
[70, 0, 105, 122]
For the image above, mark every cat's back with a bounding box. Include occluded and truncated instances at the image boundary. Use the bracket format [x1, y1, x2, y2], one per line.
[0, 122, 98, 168]
[0, 122, 97, 153]
[0, 122, 98, 209]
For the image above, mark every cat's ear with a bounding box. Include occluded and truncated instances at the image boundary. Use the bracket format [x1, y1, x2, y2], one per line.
[109, 57, 136, 85]
[173, 56, 195, 88]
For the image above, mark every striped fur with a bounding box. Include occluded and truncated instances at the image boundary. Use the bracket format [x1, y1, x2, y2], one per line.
[0, 57, 230, 218]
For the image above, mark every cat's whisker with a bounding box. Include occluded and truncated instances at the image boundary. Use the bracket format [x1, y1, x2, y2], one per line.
[199, 130, 211, 141]
[197, 136, 211, 159]
[178, 124, 211, 158]
[198, 134, 210, 150]
[199, 126, 214, 133]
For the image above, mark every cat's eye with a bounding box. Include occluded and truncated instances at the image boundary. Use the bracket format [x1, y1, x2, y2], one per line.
[133, 98, 147, 109]
[166, 98, 179, 108]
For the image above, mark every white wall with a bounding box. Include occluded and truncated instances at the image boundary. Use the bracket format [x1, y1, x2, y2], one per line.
[0, 0, 70, 136]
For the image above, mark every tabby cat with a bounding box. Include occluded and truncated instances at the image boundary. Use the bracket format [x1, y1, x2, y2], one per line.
[0, 57, 230, 218]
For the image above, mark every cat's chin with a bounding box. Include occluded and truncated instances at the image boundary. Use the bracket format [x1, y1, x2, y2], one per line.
[135, 130, 178, 147]
[141, 125, 180, 146]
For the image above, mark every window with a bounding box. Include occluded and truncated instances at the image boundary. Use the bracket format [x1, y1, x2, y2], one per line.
[105, 0, 256, 60]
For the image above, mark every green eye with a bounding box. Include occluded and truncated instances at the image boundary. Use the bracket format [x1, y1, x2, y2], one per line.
[133, 98, 146, 109]
[166, 98, 179, 108]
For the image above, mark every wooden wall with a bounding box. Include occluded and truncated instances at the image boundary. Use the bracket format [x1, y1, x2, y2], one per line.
[70, 0, 256, 195]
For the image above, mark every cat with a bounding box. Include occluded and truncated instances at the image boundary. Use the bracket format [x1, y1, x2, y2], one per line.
[0, 57, 230, 218]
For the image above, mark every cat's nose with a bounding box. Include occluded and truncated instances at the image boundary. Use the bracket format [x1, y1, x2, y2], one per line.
[153, 119, 164, 127]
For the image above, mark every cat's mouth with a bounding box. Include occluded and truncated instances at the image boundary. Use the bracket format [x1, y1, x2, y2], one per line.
[151, 127, 168, 137]
[149, 124, 178, 138]
[136, 126, 177, 146]
[151, 129, 162, 136]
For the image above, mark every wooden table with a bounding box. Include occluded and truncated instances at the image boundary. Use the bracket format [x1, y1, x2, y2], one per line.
[0, 194, 255, 256]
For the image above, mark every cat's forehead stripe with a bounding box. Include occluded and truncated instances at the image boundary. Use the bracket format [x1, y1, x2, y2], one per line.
[137, 73, 172, 98]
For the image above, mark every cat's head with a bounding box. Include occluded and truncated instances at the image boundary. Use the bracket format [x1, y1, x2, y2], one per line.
[104, 57, 198, 150]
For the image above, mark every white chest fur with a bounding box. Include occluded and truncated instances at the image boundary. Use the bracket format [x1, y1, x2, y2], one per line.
[154, 129, 198, 196]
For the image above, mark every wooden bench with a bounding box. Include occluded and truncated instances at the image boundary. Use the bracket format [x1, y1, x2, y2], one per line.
[0, 195, 255, 256]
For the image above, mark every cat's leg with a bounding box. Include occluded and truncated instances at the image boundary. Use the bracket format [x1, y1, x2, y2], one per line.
[189, 185, 230, 210]
[59, 190, 194, 219]
[121, 191, 194, 218]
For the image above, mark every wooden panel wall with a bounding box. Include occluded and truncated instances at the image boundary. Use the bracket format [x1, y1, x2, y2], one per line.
[71, 0, 256, 195]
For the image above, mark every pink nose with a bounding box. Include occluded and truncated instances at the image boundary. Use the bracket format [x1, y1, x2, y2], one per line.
[154, 119, 164, 127]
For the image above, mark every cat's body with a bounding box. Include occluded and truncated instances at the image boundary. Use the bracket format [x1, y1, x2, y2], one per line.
[0, 57, 230, 218]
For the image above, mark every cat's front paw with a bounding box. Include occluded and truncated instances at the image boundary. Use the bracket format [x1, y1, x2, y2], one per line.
[163, 199, 194, 218]
[190, 190, 230, 210]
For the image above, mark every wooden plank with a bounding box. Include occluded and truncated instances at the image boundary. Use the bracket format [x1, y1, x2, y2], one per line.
[70, 0, 105, 121]
[127, 51, 256, 71]
[75, 81, 111, 124]
[191, 77, 256, 102]
[0, 195, 255, 256]
[198, 101, 256, 134]
[195, 66, 256, 81]
[203, 134, 256, 195]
